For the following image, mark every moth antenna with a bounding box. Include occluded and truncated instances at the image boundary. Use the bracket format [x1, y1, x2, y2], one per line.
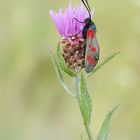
[74, 18, 85, 24]
[85, 0, 91, 12]
[81, 0, 89, 11]
[81, 0, 91, 19]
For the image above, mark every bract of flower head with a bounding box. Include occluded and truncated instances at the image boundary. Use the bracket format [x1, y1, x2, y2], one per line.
[49, 2, 93, 37]
[62, 35, 85, 70]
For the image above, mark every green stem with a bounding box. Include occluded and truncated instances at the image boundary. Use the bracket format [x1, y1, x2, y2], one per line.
[74, 76, 93, 140]
[74, 76, 80, 98]
[85, 124, 93, 140]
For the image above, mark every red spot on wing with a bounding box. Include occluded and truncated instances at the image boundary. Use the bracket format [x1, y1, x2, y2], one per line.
[86, 55, 95, 65]
[90, 58, 95, 65]
[86, 55, 91, 61]
[87, 29, 94, 39]
[91, 47, 96, 52]
[88, 45, 91, 49]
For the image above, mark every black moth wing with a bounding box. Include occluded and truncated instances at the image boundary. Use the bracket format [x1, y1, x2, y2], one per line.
[85, 27, 99, 73]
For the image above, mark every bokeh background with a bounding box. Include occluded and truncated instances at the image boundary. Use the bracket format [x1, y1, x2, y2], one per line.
[0, 0, 140, 140]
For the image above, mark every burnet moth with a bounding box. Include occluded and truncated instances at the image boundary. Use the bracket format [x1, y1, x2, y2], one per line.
[75, 0, 99, 73]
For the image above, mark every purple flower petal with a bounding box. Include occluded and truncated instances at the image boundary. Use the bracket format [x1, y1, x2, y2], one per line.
[49, 2, 94, 37]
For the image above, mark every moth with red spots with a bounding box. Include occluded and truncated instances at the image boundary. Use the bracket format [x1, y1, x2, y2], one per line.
[85, 27, 99, 73]
[75, 0, 99, 73]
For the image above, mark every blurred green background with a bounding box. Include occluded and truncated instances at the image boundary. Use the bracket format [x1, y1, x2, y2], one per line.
[0, 0, 140, 140]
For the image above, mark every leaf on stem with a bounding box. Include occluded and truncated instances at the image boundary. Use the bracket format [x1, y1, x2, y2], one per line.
[79, 73, 92, 126]
[87, 52, 120, 77]
[56, 42, 78, 77]
[50, 50, 76, 98]
[96, 106, 118, 140]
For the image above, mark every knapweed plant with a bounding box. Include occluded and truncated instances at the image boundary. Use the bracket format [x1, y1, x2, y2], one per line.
[49, 1, 120, 140]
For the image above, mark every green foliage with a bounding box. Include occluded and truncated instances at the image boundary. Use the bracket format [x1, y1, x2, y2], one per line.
[1, 0, 140, 139]
[52, 45, 120, 140]
[56, 43, 78, 77]
[79, 73, 92, 126]
[52, 46, 119, 139]
[87, 52, 120, 77]
[96, 106, 118, 140]
[50, 50, 76, 98]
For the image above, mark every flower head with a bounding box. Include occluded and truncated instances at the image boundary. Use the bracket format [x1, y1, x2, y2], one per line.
[49, 2, 93, 37]
[49, 2, 94, 71]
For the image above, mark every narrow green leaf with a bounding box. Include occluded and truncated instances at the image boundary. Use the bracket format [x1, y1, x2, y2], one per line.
[96, 106, 118, 140]
[87, 52, 120, 77]
[79, 73, 92, 125]
[50, 50, 76, 98]
[56, 43, 78, 77]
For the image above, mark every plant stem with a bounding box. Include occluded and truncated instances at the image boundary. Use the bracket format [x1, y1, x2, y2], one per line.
[74, 76, 93, 140]
[85, 124, 93, 140]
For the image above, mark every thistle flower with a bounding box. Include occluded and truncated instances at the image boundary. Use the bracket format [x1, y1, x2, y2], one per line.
[49, 2, 93, 71]
[49, 2, 91, 37]
[49, 2, 120, 140]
